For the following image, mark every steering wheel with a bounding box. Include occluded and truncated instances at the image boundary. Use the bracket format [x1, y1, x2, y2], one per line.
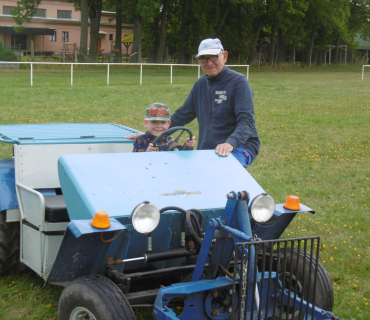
[152, 126, 193, 151]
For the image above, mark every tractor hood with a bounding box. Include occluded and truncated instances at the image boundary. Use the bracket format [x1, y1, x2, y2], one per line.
[58, 150, 265, 221]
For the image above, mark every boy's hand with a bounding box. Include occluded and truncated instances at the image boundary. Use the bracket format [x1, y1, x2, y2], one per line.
[125, 132, 144, 139]
[147, 143, 159, 152]
[185, 136, 196, 148]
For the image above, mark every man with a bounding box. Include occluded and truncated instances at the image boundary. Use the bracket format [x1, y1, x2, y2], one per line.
[127, 38, 260, 167]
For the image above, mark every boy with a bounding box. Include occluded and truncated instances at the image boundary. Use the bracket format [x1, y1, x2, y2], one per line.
[133, 103, 195, 152]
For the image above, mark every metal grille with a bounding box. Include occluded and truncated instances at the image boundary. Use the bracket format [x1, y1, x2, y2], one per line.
[231, 236, 320, 320]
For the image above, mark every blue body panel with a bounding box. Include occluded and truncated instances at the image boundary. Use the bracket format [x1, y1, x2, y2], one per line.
[51, 150, 315, 278]
[57, 150, 266, 221]
[0, 159, 18, 211]
[68, 218, 126, 238]
[0, 123, 139, 145]
[53, 150, 266, 275]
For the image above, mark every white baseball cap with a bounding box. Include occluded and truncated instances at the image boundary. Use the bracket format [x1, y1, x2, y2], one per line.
[195, 38, 224, 58]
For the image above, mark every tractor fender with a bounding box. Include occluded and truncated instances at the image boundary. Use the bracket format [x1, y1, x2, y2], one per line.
[47, 219, 128, 284]
[252, 203, 315, 240]
[0, 159, 18, 212]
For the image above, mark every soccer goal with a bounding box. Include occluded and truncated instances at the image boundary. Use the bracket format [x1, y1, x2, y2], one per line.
[362, 65, 370, 80]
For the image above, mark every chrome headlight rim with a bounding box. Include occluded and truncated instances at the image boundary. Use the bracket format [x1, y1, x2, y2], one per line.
[131, 201, 160, 234]
[250, 193, 275, 223]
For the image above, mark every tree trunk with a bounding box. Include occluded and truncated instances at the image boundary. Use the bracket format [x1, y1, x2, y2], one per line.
[305, 28, 316, 67]
[313, 50, 318, 65]
[178, 0, 190, 64]
[157, 0, 168, 63]
[114, 0, 123, 62]
[316, 50, 322, 65]
[130, 15, 143, 63]
[79, 0, 88, 62]
[268, 20, 278, 66]
[89, 0, 102, 62]
[148, 48, 157, 62]
[217, 3, 230, 35]
[289, 39, 297, 64]
[333, 34, 340, 64]
[276, 27, 283, 64]
[248, 15, 265, 64]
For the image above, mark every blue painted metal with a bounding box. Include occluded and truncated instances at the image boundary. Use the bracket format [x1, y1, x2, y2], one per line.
[67, 218, 126, 238]
[251, 203, 315, 241]
[56, 149, 315, 275]
[57, 150, 265, 221]
[0, 123, 139, 145]
[151, 227, 173, 269]
[192, 219, 218, 281]
[0, 159, 18, 211]
[205, 194, 240, 280]
[47, 226, 129, 283]
[154, 277, 235, 320]
[153, 194, 339, 320]
[278, 289, 340, 320]
[155, 274, 278, 320]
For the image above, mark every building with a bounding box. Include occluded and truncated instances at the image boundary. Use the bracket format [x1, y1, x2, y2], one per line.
[354, 34, 370, 64]
[0, 0, 133, 55]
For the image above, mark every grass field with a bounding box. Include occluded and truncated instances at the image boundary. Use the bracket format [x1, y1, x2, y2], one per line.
[0, 65, 369, 320]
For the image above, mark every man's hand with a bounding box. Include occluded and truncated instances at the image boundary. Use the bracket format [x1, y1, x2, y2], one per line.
[125, 132, 144, 140]
[215, 143, 234, 157]
[147, 143, 159, 152]
[185, 136, 196, 148]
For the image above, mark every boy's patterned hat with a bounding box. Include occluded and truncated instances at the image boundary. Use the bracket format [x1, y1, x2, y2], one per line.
[144, 102, 171, 121]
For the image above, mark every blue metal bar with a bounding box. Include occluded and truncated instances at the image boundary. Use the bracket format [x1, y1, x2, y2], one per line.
[192, 218, 218, 281]
[278, 289, 340, 320]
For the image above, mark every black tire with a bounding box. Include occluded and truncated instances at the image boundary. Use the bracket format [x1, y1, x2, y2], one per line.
[58, 274, 136, 320]
[0, 210, 25, 275]
[275, 249, 334, 320]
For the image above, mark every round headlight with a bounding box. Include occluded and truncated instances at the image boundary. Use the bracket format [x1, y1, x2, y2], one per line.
[131, 202, 160, 234]
[250, 194, 275, 223]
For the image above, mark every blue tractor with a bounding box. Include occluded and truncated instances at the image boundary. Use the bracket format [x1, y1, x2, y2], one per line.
[0, 123, 339, 320]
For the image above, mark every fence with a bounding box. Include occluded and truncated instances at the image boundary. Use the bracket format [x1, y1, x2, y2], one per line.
[362, 65, 370, 80]
[0, 62, 249, 87]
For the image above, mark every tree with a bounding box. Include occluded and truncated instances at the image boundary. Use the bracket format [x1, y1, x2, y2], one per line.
[11, 0, 42, 30]
[114, 0, 123, 62]
[157, 0, 169, 63]
[120, 0, 158, 63]
[88, 0, 103, 61]
[177, 0, 191, 63]
[80, 0, 89, 62]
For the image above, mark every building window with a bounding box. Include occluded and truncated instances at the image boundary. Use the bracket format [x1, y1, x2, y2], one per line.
[3, 6, 15, 15]
[62, 32, 69, 42]
[49, 31, 56, 42]
[109, 34, 113, 41]
[33, 8, 46, 17]
[57, 10, 72, 19]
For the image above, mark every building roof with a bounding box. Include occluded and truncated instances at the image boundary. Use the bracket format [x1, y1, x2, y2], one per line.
[0, 14, 133, 28]
[0, 24, 55, 35]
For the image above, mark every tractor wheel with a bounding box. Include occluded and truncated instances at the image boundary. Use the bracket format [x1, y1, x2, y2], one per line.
[274, 249, 334, 320]
[58, 274, 136, 320]
[0, 210, 24, 275]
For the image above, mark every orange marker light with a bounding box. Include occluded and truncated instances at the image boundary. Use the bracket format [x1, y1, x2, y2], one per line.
[91, 210, 111, 229]
[284, 195, 300, 210]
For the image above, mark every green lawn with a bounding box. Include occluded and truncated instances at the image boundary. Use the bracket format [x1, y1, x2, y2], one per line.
[0, 65, 369, 319]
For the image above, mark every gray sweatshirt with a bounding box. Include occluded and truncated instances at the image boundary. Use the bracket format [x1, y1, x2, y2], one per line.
[171, 67, 260, 159]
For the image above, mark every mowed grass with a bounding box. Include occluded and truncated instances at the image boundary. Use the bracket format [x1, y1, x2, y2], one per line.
[0, 66, 369, 319]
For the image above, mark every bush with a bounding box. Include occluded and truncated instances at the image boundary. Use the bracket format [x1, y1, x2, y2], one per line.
[0, 40, 3, 53]
[0, 50, 18, 61]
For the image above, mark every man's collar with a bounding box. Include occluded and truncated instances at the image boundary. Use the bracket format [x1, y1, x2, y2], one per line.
[206, 66, 228, 81]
